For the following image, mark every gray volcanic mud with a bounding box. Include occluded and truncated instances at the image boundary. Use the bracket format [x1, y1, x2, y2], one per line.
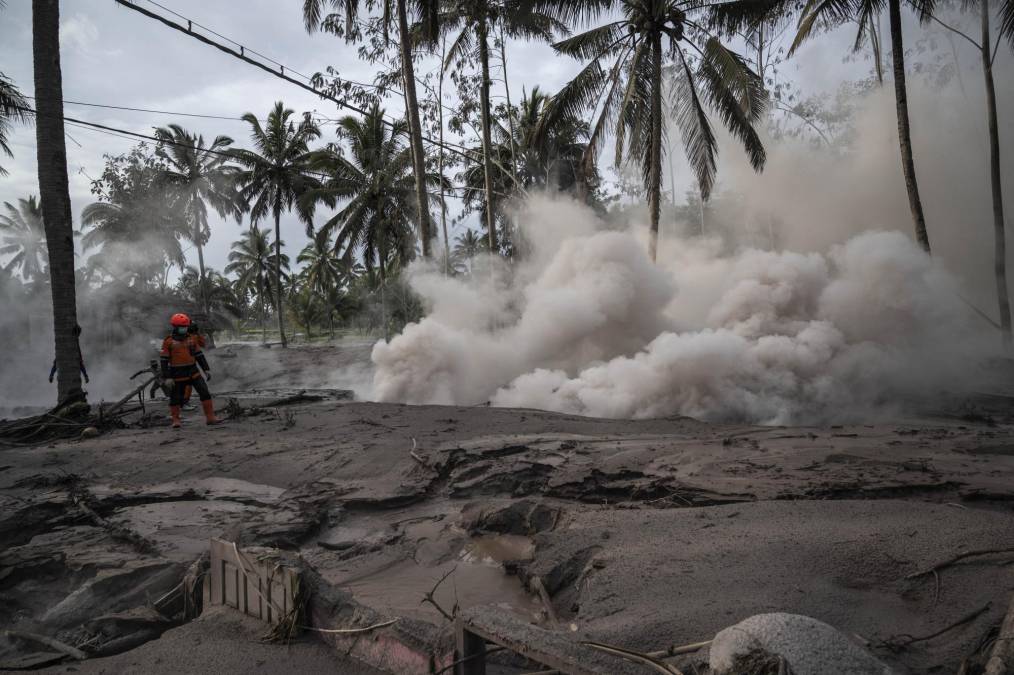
[2, 343, 1014, 673]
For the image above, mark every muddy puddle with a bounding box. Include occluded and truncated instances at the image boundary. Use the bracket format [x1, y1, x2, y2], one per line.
[342, 553, 542, 624]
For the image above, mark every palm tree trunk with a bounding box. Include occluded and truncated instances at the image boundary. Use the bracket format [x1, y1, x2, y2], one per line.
[258, 269, 266, 343]
[396, 0, 433, 258]
[379, 256, 389, 341]
[870, 11, 884, 85]
[477, 15, 499, 255]
[438, 34, 451, 274]
[195, 228, 209, 318]
[982, 0, 1012, 343]
[32, 0, 84, 406]
[647, 31, 663, 264]
[888, 0, 931, 252]
[499, 25, 521, 195]
[274, 209, 286, 347]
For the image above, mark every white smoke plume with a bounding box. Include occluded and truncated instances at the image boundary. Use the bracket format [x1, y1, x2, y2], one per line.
[370, 69, 1010, 425]
[372, 194, 994, 424]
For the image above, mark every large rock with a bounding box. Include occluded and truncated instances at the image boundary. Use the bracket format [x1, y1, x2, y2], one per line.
[710, 613, 893, 675]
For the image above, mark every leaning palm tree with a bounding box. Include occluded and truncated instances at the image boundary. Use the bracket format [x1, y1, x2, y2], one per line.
[225, 226, 289, 342]
[153, 124, 242, 321]
[541, 0, 767, 262]
[232, 102, 322, 348]
[432, 0, 568, 255]
[303, 0, 439, 258]
[0, 196, 48, 283]
[0, 72, 30, 177]
[33, 0, 84, 405]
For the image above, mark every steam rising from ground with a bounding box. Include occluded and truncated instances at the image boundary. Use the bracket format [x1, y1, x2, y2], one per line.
[372, 196, 994, 424]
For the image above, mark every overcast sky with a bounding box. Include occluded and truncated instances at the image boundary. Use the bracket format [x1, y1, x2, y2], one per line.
[0, 0, 858, 276]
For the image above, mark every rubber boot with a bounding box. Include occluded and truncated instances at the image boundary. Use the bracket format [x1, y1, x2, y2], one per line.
[170, 406, 182, 429]
[202, 400, 222, 425]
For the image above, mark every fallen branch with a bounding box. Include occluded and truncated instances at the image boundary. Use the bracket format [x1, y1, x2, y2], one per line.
[72, 490, 158, 554]
[264, 392, 323, 407]
[532, 576, 559, 626]
[301, 618, 398, 634]
[879, 602, 991, 651]
[906, 548, 1014, 579]
[2, 630, 87, 661]
[583, 641, 686, 675]
[986, 592, 1014, 675]
[521, 640, 711, 675]
[409, 437, 430, 468]
[421, 567, 457, 622]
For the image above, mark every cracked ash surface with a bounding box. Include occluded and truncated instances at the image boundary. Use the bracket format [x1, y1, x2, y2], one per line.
[2, 344, 1014, 673]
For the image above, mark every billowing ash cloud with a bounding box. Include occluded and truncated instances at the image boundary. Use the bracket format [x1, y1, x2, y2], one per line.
[371, 194, 995, 425]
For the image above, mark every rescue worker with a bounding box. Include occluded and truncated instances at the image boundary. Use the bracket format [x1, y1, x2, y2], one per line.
[181, 321, 207, 411]
[160, 313, 221, 428]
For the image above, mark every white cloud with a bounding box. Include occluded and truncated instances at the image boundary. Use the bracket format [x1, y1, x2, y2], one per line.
[59, 13, 100, 54]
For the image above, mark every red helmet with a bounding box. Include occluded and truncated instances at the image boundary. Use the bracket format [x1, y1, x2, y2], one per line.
[170, 313, 191, 327]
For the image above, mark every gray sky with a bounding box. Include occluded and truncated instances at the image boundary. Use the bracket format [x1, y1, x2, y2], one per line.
[0, 0, 859, 276]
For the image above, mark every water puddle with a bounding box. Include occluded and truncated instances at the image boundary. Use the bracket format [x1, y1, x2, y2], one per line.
[460, 534, 535, 564]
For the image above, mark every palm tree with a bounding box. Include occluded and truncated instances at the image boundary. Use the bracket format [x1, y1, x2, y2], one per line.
[298, 227, 345, 297]
[232, 102, 321, 348]
[33, 0, 84, 405]
[0, 72, 30, 177]
[1003, 0, 1014, 44]
[303, 0, 438, 258]
[453, 227, 484, 274]
[302, 104, 442, 339]
[541, 0, 767, 262]
[153, 124, 242, 321]
[303, 104, 444, 275]
[0, 197, 48, 282]
[434, 0, 566, 255]
[81, 147, 188, 287]
[298, 228, 348, 337]
[225, 226, 289, 342]
[715, 0, 931, 251]
[978, 0, 1012, 343]
[178, 266, 242, 334]
[289, 281, 325, 341]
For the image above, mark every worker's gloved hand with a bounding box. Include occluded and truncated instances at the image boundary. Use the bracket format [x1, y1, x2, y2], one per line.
[84, 375, 90, 383]
[48, 374, 54, 383]
[204, 372, 212, 382]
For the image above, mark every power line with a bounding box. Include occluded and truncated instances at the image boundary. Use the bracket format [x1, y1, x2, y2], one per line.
[141, 0, 316, 84]
[25, 95, 335, 125]
[16, 104, 500, 200]
[113, 0, 478, 163]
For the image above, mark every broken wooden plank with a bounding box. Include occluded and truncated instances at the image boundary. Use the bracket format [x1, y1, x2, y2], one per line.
[455, 606, 646, 675]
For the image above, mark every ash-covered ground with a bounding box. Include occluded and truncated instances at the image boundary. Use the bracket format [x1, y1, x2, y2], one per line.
[2, 342, 1014, 674]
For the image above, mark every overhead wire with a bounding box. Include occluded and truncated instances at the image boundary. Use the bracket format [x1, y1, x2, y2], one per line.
[15, 104, 504, 200]
[24, 95, 335, 125]
[112, 0, 478, 163]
